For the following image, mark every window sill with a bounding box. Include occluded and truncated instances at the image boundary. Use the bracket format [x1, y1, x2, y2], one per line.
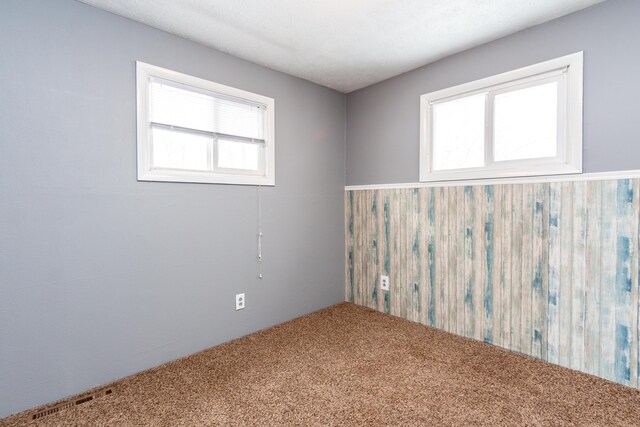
[420, 161, 581, 183]
[138, 169, 275, 186]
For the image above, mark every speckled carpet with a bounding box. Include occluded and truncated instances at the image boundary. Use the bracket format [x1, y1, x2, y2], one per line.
[3, 303, 640, 426]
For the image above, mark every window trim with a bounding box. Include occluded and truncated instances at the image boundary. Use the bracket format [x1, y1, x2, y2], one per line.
[419, 52, 583, 183]
[136, 61, 276, 186]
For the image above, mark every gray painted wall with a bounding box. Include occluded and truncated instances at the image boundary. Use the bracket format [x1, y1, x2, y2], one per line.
[346, 0, 640, 185]
[0, 0, 345, 417]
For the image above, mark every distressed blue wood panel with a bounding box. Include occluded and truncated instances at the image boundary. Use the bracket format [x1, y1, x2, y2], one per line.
[356, 191, 365, 306]
[502, 185, 513, 350]
[615, 179, 634, 385]
[473, 186, 485, 341]
[437, 187, 448, 331]
[447, 187, 459, 333]
[601, 180, 618, 381]
[362, 191, 371, 309]
[464, 186, 476, 338]
[511, 185, 523, 352]
[418, 189, 428, 325]
[411, 189, 421, 324]
[522, 184, 534, 356]
[384, 191, 391, 314]
[585, 180, 602, 376]
[369, 191, 378, 310]
[427, 188, 436, 326]
[532, 183, 548, 360]
[558, 182, 573, 368]
[484, 185, 494, 344]
[571, 181, 586, 372]
[398, 189, 408, 319]
[492, 185, 504, 347]
[456, 187, 466, 336]
[346, 191, 354, 303]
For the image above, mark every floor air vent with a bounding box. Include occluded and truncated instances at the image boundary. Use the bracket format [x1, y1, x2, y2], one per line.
[30, 388, 113, 420]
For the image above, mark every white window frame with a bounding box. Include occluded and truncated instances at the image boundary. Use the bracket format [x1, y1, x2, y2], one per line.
[136, 61, 275, 186]
[419, 52, 583, 182]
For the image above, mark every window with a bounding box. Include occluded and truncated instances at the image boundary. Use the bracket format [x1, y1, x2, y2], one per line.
[136, 62, 275, 185]
[420, 52, 583, 182]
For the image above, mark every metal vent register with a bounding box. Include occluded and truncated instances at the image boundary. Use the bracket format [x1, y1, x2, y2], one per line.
[29, 388, 113, 420]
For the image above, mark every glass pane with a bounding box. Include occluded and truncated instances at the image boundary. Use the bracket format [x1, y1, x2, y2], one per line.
[217, 140, 261, 171]
[494, 82, 558, 161]
[151, 128, 210, 171]
[432, 94, 485, 171]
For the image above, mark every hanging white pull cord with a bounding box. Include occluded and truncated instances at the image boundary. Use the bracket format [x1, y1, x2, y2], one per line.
[257, 185, 263, 279]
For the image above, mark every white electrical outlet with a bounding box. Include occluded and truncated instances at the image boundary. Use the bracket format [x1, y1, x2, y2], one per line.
[380, 275, 390, 291]
[235, 293, 245, 311]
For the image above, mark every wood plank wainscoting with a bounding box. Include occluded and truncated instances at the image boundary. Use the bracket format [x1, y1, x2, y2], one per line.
[345, 175, 640, 388]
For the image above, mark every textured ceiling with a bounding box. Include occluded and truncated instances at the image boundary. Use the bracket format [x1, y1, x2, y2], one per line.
[78, 0, 605, 93]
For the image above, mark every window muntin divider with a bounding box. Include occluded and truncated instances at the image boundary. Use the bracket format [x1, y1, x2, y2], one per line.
[485, 93, 494, 168]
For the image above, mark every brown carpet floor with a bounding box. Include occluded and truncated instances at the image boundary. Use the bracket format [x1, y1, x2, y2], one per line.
[3, 303, 640, 426]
